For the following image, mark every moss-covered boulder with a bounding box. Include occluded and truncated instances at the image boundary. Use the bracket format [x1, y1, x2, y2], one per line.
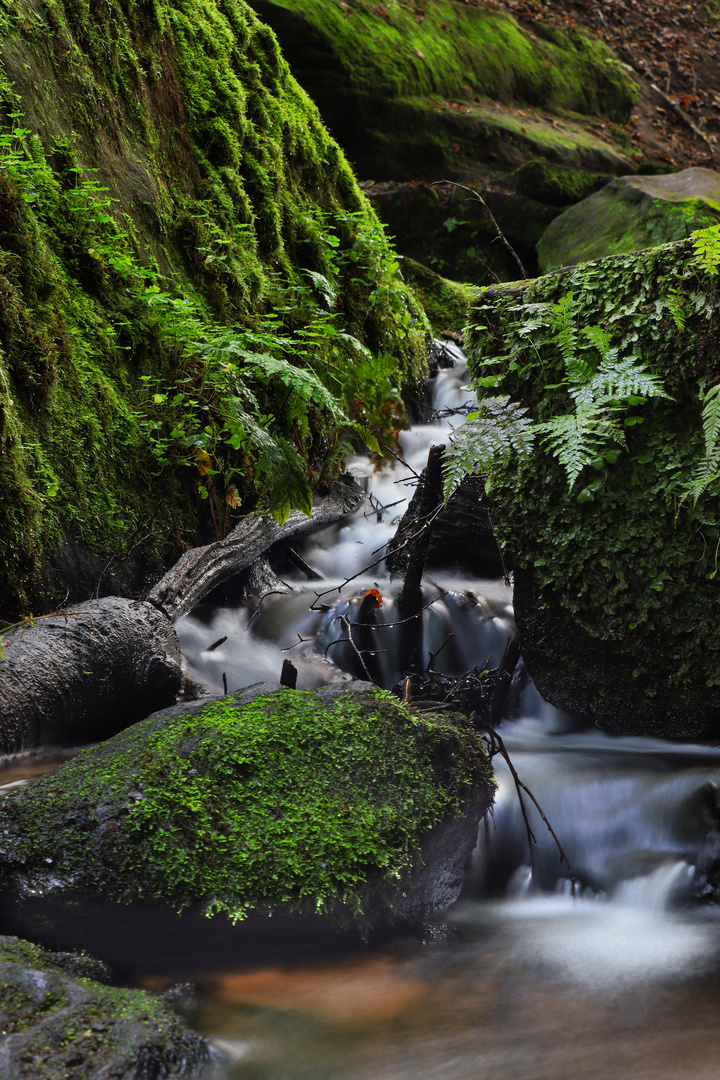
[0, 684, 493, 958]
[465, 229, 720, 738]
[249, 0, 638, 182]
[0, 0, 429, 619]
[0, 935, 208, 1078]
[538, 167, 720, 271]
[400, 258, 473, 336]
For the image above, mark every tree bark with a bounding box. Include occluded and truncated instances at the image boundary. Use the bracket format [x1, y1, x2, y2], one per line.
[148, 475, 365, 620]
[0, 598, 182, 753]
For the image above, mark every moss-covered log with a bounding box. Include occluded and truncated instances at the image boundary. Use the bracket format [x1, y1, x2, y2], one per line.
[466, 230, 720, 738]
[0, 0, 428, 619]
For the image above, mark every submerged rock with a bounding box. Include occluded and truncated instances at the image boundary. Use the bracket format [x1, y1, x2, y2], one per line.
[538, 166, 720, 270]
[0, 684, 493, 963]
[0, 935, 209, 1078]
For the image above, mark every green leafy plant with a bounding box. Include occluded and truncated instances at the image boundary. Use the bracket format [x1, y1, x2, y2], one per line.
[445, 292, 669, 496]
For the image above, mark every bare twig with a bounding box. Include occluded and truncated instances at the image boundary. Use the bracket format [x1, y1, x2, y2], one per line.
[436, 179, 528, 280]
[485, 723, 576, 897]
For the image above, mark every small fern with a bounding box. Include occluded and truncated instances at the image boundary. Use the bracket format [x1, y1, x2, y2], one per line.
[681, 382, 720, 508]
[692, 225, 720, 277]
[535, 405, 624, 489]
[443, 396, 534, 503]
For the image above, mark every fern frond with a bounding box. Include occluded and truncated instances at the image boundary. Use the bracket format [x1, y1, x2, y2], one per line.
[666, 290, 687, 331]
[692, 225, 720, 277]
[572, 355, 669, 407]
[442, 396, 534, 502]
[536, 406, 623, 488]
[681, 383, 720, 507]
[549, 293, 578, 365]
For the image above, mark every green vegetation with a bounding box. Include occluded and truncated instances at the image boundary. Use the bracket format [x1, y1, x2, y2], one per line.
[453, 229, 720, 730]
[0, 0, 429, 617]
[0, 688, 491, 922]
[252, 0, 638, 122]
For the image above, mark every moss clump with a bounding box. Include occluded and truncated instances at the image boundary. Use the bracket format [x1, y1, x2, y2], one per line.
[467, 233, 720, 736]
[401, 258, 473, 335]
[0, 0, 429, 617]
[0, 687, 491, 921]
[252, 1, 637, 182]
[0, 934, 208, 1078]
[511, 158, 611, 207]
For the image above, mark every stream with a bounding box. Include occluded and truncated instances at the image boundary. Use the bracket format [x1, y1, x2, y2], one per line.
[6, 344, 720, 1078]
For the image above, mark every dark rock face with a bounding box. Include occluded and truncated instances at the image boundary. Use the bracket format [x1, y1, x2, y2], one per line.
[0, 935, 209, 1078]
[0, 683, 494, 967]
[0, 598, 182, 753]
[387, 473, 506, 580]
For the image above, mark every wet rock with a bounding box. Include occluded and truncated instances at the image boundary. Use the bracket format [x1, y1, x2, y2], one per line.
[538, 166, 720, 271]
[0, 935, 209, 1078]
[0, 683, 493, 967]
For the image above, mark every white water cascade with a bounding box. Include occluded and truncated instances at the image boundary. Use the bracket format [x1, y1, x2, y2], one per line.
[176, 341, 515, 694]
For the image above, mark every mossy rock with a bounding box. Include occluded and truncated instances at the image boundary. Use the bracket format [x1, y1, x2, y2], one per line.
[466, 232, 720, 738]
[510, 158, 611, 207]
[0, 684, 493, 958]
[0, 935, 208, 1079]
[249, 0, 637, 181]
[0, 0, 428, 618]
[537, 167, 720, 271]
[400, 259, 473, 335]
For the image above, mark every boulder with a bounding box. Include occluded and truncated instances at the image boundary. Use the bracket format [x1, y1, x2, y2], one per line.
[0, 598, 182, 754]
[0, 935, 209, 1079]
[250, 0, 637, 183]
[466, 233, 720, 738]
[0, 683, 494, 966]
[537, 166, 720, 271]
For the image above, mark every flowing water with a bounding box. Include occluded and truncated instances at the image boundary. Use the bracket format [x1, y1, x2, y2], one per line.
[9, 345, 720, 1077]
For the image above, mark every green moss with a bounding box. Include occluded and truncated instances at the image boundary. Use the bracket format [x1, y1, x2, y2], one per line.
[0, 687, 491, 921]
[252, 0, 638, 122]
[467, 235, 720, 730]
[538, 177, 720, 271]
[511, 158, 611, 207]
[401, 258, 473, 334]
[0, 0, 430, 617]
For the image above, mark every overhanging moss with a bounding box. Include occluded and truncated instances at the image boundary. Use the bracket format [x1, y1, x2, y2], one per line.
[0, 686, 492, 921]
[467, 233, 720, 737]
[0, 0, 429, 618]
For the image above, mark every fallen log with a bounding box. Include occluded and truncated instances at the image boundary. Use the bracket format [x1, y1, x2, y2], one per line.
[148, 474, 365, 620]
[0, 598, 182, 754]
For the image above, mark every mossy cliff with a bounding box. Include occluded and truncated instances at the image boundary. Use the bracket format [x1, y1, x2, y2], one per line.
[249, 0, 638, 182]
[0, 934, 208, 1078]
[0, 685, 493, 929]
[0, 0, 429, 619]
[467, 229, 720, 738]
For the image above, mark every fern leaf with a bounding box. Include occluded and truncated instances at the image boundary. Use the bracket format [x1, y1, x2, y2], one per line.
[549, 293, 578, 365]
[536, 406, 623, 488]
[681, 383, 720, 507]
[692, 225, 720, 277]
[572, 355, 669, 407]
[666, 290, 687, 331]
[442, 396, 534, 502]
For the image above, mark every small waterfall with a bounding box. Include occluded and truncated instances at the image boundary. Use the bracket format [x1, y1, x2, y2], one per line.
[177, 341, 514, 692]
